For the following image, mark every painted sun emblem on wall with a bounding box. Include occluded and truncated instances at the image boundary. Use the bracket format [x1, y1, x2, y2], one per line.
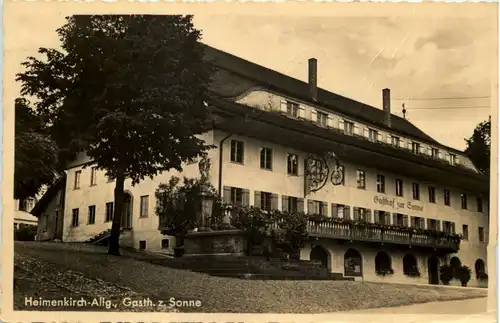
[305, 156, 329, 193]
[331, 165, 344, 186]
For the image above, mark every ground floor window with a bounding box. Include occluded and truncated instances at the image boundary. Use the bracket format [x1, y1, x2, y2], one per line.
[310, 245, 329, 268]
[344, 248, 362, 277]
[403, 254, 420, 277]
[475, 259, 487, 280]
[375, 251, 393, 275]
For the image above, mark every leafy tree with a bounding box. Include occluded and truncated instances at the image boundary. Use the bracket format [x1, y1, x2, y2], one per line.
[14, 98, 58, 201]
[17, 15, 215, 255]
[465, 116, 491, 175]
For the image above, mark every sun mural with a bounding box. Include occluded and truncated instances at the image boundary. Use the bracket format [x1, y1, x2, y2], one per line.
[304, 151, 345, 195]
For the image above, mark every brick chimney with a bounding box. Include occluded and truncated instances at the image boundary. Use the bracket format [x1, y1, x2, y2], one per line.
[382, 88, 391, 127]
[309, 58, 318, 101]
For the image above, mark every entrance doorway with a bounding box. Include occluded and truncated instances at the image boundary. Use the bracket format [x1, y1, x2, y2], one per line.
[121, 193, 132, 229]
[310, 245, 329, 269]
[428, 255, 439, 285]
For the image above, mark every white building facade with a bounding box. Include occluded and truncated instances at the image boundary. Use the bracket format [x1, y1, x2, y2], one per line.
[32, 44, 490, 287]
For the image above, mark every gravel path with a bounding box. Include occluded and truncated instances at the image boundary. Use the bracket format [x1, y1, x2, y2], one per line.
[14, 242, 487, 313]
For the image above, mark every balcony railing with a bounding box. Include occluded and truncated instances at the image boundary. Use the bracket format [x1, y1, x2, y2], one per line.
[304, 220, 460, 251]
[159, 207, 460, 252]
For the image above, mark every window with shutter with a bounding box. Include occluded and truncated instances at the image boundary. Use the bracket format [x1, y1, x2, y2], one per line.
[317, 111, 328, 127]
[403, 215, 409, 227]
[354, 124, 361, 136]
[344, 121, 354, 135]
[311, 110, 318, 122]
[365, 209, 372, 222]
[331, 203, 338, 218]
[223, 186, 232, 204]
[322, 202, 328, 216]
[282, 196, 289, 212]
[327, 115, 335, 128]
[260, 192, 272, 211]
[338, 119, 345, 131]
[363, 128, 369, 138]
[242, 189, 250, 207]
[386, 135, 392, 145]
[337, 205, 345, 218]
[254, 191, 261, 209]
[271, 194, 279, 210]
[383, 212, 389, 225]
[345, 206, 351, 219]
[298, 106, 306, 119]
[407, 140, 412, 150]
[308, 200, 314, 214]
[353, 207, 359, 221]
[297, 198, 304, 213]
[280, 100, 287, 113]
[377, 133, 383, 142]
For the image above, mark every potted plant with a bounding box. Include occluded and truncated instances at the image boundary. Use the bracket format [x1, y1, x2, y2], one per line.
[477, 272, 488, 281]
[457, 265, 472, 287]
[439, 264, 453, 285]
[376, 268, 394, 276]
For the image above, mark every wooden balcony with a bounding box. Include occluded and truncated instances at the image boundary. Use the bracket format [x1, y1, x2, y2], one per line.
[305, 220, 460, 253]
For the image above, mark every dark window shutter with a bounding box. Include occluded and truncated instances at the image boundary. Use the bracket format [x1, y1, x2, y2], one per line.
[365, 209, 372, 222]
[271, 194, 279, 210]
[297, 198, 304, 213]
[426, 218, 432, 230]
[352, 207, 359, 221]
[403, 215, 409, 227]
[451, 222, 456, 234]
[242, 189, 250, 206]
[374, 211, 379, 224]
[331, 203, 338, 217]
[307, 200, 314, 214]
[344, 206, 350, 219]
[392, 213, 398, 226]
[385, 212, 391, 225]
[321, 202, 328, 216]
[436, 220, 441, 231]
[254, 191, 261, 209]
[223, 186, 231, 204]
[282, 196, 289, 212]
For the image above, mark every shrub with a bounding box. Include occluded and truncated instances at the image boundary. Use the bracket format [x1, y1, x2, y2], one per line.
[439, 264, 453, 285]
[457, 265, 472, 287]
[14, 225, 37, 241]
[376, 268, 394, 276]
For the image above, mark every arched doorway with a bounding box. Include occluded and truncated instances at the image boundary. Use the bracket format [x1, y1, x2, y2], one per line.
[310, 245, 329, 269]
[121, 193, 133, 229]
[475, 259, 486, 279]
[375, 251, 392, 275]
[344, 248, 363, 277]
[403, 253, 419, 276]
[450, 256, 461, 268]
[428, 255, 439, 285]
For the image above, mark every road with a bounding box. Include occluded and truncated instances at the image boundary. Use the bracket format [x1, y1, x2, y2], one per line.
[348, 297, 488, 314]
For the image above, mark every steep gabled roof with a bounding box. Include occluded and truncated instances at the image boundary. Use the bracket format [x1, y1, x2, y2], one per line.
[202, 44, 447, 149]
[30, 173, 66, 217]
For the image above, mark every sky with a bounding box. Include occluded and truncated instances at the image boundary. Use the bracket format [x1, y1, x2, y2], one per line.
[4, 2, 497, 151]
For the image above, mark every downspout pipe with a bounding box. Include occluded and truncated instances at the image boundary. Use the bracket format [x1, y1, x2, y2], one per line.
[218, 132, 233, 198]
